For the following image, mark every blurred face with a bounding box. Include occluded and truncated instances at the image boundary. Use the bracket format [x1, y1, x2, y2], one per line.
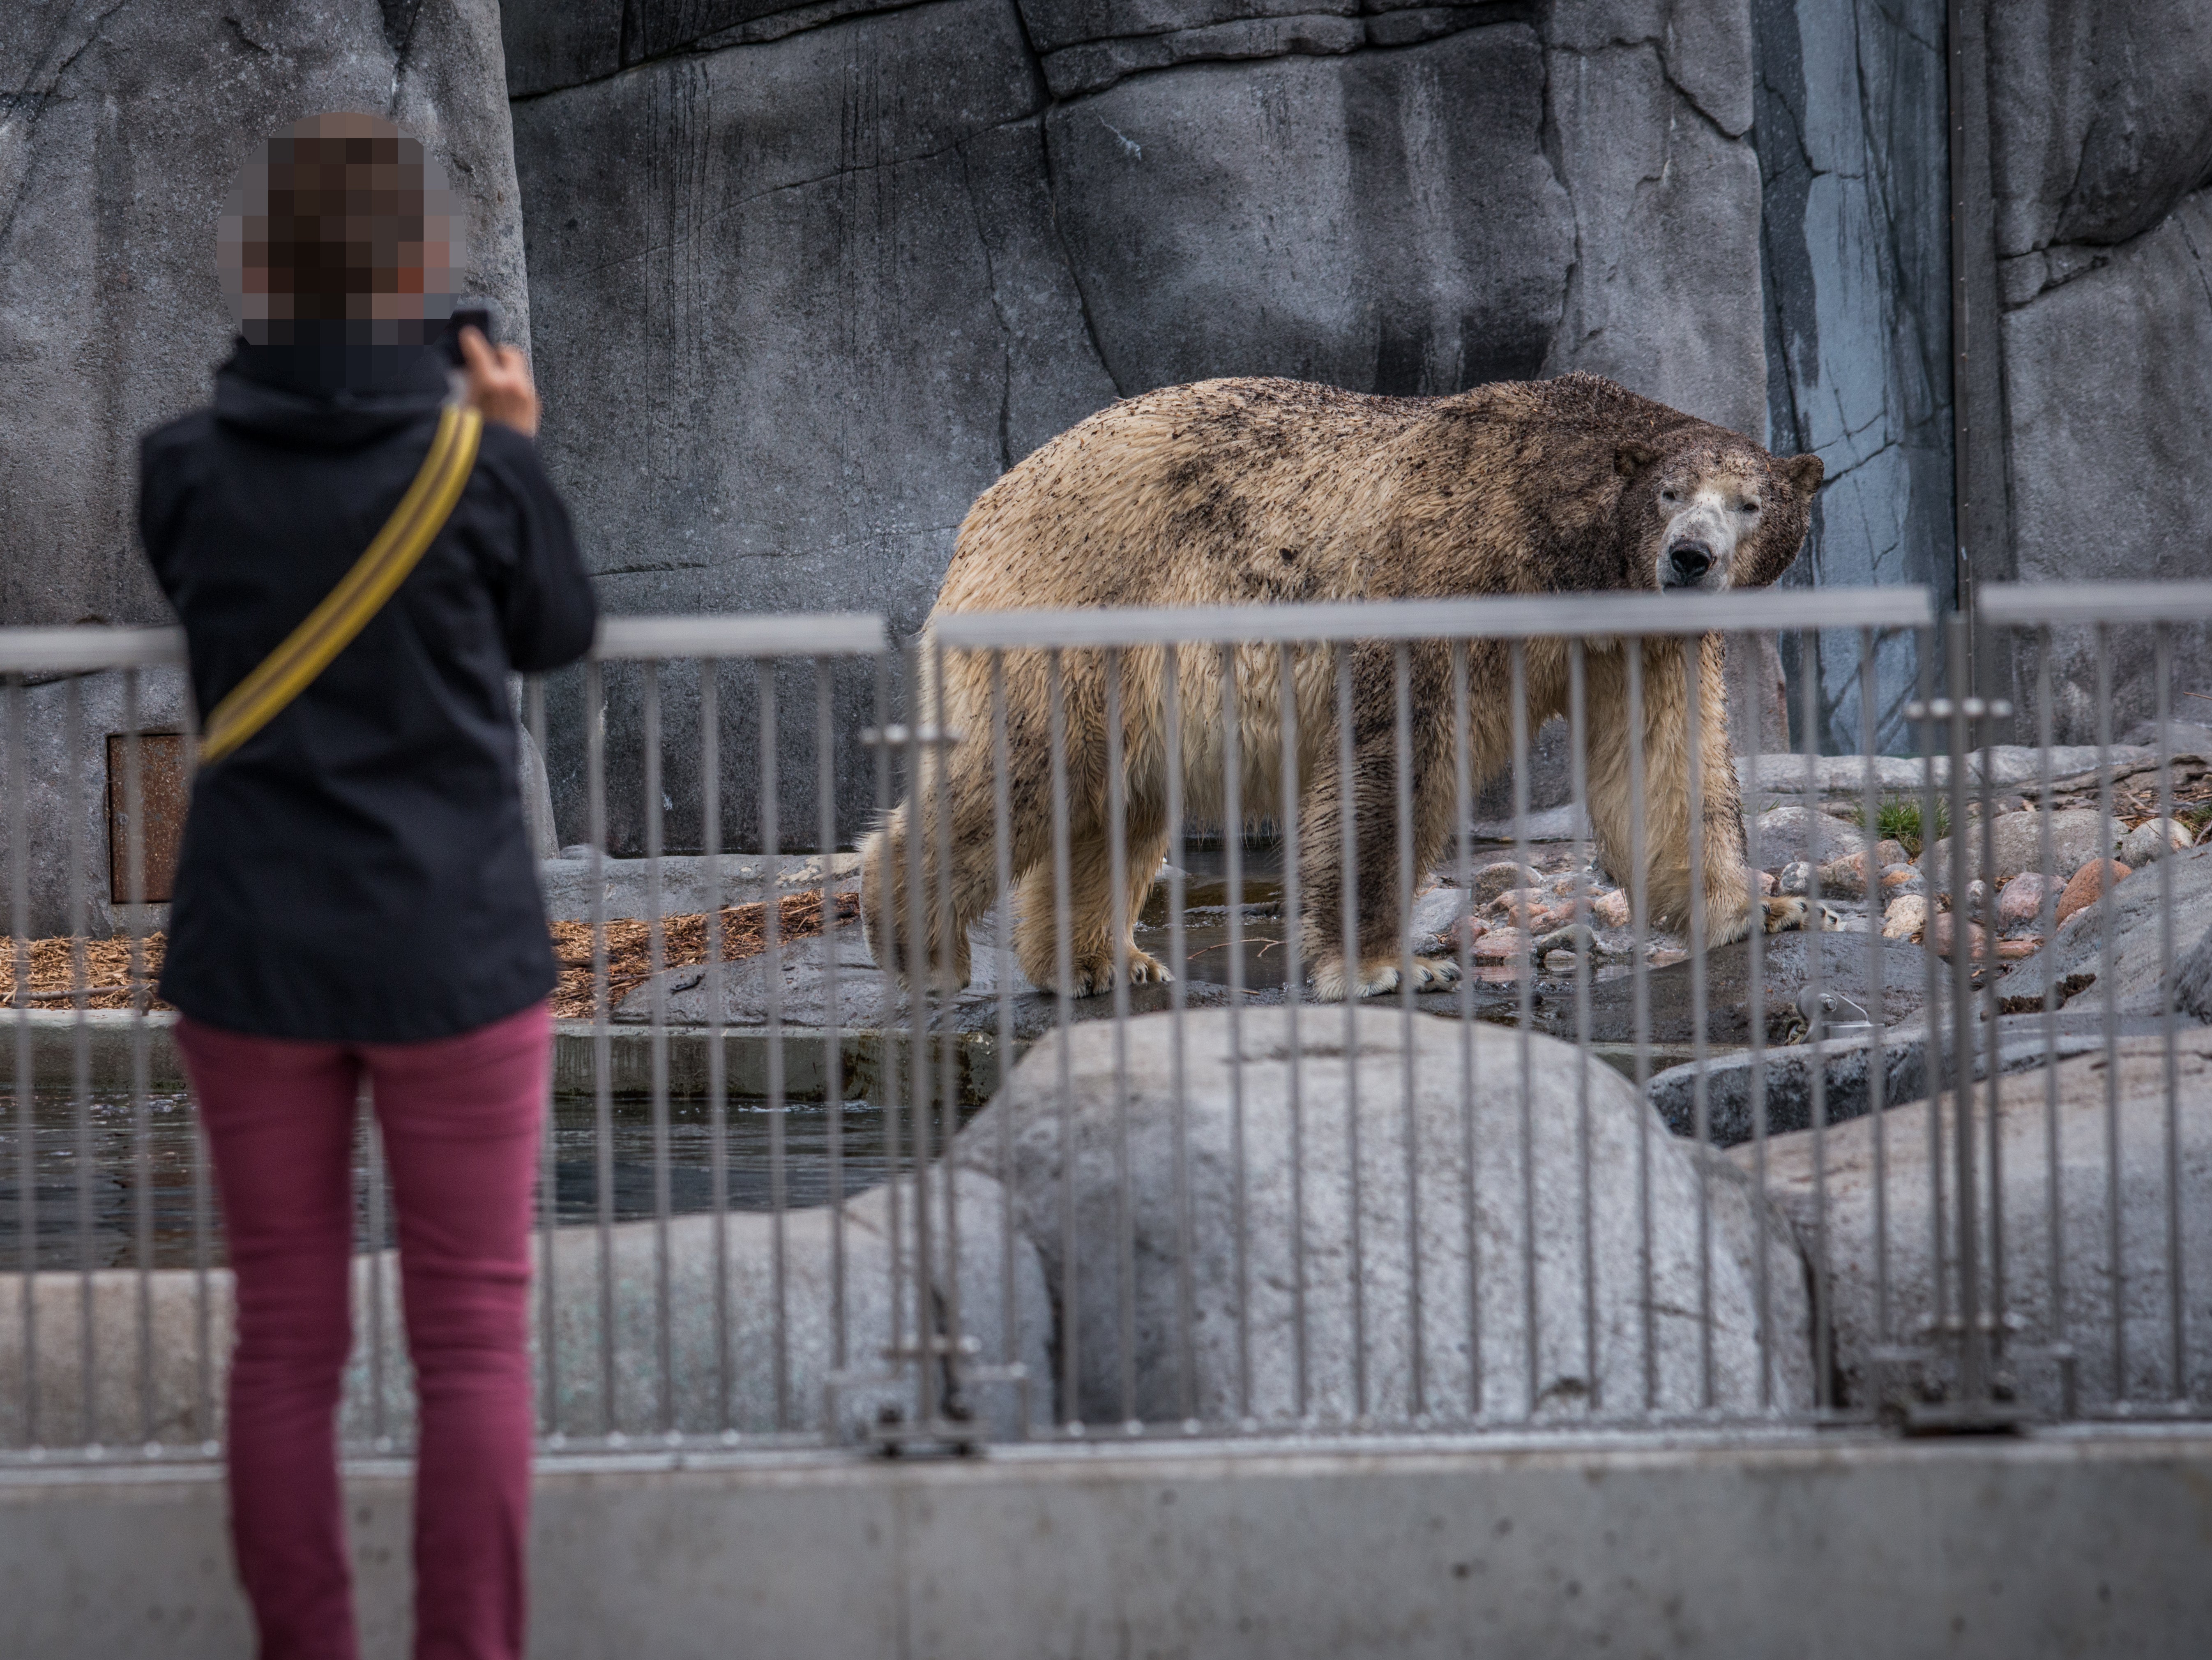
[218, 111, 462, 346]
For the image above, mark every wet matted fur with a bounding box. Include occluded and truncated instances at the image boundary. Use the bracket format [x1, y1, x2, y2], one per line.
[861, 373, 1824, 1000]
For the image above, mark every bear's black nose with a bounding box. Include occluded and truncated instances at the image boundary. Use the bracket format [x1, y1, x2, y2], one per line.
[1667, 542, 1712, 585]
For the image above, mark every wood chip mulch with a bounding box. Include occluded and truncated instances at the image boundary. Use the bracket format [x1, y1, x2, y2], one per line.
[1, 888, 862, 1022]
[546, 889, 859, 1019]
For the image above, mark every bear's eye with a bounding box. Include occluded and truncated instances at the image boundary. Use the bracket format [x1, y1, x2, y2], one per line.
[1739, 500, 1760, 514]
[1660, 489, 1678, 504]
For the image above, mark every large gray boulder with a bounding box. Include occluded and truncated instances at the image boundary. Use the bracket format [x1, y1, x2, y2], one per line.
[1743, 1030, 2212, 1416]
[952, 1007, 1812, 1427]
[1, 0, 529, 633]
[0, 1169, 1050, 1448]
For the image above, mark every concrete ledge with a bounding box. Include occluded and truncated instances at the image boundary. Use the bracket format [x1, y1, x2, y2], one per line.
[4, 1429, 2208, 1657]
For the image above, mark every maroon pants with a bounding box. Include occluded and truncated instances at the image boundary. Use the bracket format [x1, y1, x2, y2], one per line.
[177, 1002, 549, 1660]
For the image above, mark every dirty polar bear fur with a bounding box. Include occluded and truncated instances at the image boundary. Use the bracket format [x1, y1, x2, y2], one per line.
[860, 373, 1826, 1001]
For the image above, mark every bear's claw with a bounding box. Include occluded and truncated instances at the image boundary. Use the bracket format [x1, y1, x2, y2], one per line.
[1311, 954, 1462, 1001]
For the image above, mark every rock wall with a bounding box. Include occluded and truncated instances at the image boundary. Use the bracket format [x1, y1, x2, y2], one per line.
[1753, 0, 1952, 756]
[0, 0, 531, 632]
[503, 0, 1772, 851]
[1984, 0, 2212, 743]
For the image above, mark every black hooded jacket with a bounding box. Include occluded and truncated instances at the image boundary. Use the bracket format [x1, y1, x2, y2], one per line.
[140, 339, 597, 1041]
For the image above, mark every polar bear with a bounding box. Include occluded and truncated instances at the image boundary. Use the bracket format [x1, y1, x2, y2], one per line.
[861, 372, 1824, 999]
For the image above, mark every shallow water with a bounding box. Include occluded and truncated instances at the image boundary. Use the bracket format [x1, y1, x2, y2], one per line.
[0, 1091, 965, 1272]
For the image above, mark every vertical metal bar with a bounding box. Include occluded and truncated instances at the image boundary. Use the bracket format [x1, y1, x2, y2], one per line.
[927, 644, 963, 1429]
[1392, 642, 1426, 1421]
[815, 660, 844, 1413]
[364, 1098, 388, 1446]
[1977, 629, 2006, 1385]
[123, 670, 154, 1447]
[1450, 643, 1481, 1420]
[7, 678, 33, 1447]
[762, 660, 789, 1434]
[1219, 647, 1251, 1423]
[1626, 645, 1654, 1412]
[703, 665, 732, 1434]
[1802, 633, 1832, 1412]
[1047, 648, 1075, 1427]
[2094, 624, 2122, 1402]
[1917, 630, 1949, 1356]
[65, 680, 94, 1444]
[1568, 641, 1596, 1413]
[1682, 644, 1713, 1410]
[1336, 644, 1367, 1422]
[990, 655, 1017, 1387]
[585, 658, 616, 1436]
[644, 663, 674, 1437]
[1163, 647, 1194, 1425]
[1277, 643, 1308, 1422]
[2154, 627, 2184, 1402]
[1945, 615, 1984, 1405]
[1508, 642, 1535, 1418]
[1857, 633, 1890, 1364]
[1742, 635, 1771, 1411]
[531, 673, 560, 1442]
[2035, 628, 2066, 1402]
[1105, 649, 1136, 1427]
[874, 653, 905, 1411]
[902, 648, 933, 1432]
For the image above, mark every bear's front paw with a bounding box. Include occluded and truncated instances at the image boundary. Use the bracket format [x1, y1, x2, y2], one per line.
[1762, 896, 1842, 934]
[1060, 947, 1172, 997]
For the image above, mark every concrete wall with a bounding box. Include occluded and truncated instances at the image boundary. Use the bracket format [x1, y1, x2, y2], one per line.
[6, 1433, 2210, 1657]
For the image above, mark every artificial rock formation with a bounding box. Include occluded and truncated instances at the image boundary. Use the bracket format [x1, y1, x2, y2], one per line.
[0, 0, 530, 633]
[500, 0, 1772, 850]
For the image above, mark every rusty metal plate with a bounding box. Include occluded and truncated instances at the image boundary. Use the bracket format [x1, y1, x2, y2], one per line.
[105, 732, 188, 904]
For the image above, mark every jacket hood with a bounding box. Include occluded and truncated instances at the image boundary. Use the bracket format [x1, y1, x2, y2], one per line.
[214, 332, 452, 450]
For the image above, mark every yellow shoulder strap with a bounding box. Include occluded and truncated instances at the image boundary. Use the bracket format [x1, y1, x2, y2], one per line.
[197, 403, 483, 766]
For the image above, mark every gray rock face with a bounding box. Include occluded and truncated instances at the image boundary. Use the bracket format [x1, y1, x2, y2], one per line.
[1742, 1031, 2212, 1416]
[952, 1006, 1812, 1426]
[0, 0, 530, 633]
[505, 0, 1770, 852]
[1980, 3, 2212, 738]
[0, 1168, 1051, 1447]
[1050, 26, 1573, 398]
[1754, 0, 1954, 756]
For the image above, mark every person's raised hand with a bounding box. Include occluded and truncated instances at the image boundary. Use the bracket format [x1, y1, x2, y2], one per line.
[458, 325, 540, 438]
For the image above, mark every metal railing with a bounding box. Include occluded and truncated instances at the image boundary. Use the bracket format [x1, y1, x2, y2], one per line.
[4, 583, 2210, 1463]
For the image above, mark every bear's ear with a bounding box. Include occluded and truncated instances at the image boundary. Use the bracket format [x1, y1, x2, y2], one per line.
[1614, 439, 1661, 477]
[1777, 451, 1825, 500]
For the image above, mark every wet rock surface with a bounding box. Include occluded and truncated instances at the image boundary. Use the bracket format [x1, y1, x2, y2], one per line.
[952, 1007, 1811, 1426]
[1529, 933, 1933, 1049]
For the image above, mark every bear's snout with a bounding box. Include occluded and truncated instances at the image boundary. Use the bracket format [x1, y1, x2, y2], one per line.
[1664, 540, 1713, 587]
